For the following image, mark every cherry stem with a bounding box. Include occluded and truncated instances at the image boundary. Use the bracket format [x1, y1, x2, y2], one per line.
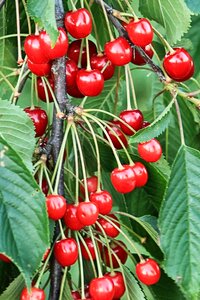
[71, 124, 90, 201]
[69, 0, 76, 11]
[82, 116, 101, 191]
[77, 232, 97, 278]
[30, 74, 35, 109]
[88, 227, 103, 277]
[85, 36, 92, 71]
[35, 246, 54, 288]
[125, 65, 131, 110]
[127, 65, 138, 109]
[83, 112, 123, 169]
[58, 219, 66, 239]
[11, 58, 29, 104]
[43, 77, 61, 114]
[43, 165, 54, 194]
[21, 0, 31, 34]
[58, 267, 68, 300]
[15, 0, 23, 64]
[153, 26, 174, 53]
[99, 0, 114, 40]
[40, 77, 51, 120]
[174, 98, 185, 146]
[78, 39, 85, 68]
[71, 126, 80, 205]
[123, 0, 138, 20]
[101, 215, 143, 261]
[74, 232, 86, 299]
[0, 70, 15, 92]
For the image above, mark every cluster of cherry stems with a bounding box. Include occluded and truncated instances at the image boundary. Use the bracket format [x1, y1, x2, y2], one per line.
[1, 1, 195, 299]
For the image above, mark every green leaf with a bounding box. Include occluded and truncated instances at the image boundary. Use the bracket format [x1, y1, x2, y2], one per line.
[121, 267, 146, 300]
[185, 0, 200, 13]
[0, 136, 49, 287]
[159, 145, 200, 299]
[27, 0, 58, 45]
[0, 275, 24, 300]
[62, 278, 73, 300]
[0, 100, 35, 171]
[129, 97, 174, 144]
[139, 0, 191, 44]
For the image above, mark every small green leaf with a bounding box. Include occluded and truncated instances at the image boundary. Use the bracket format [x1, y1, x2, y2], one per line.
[139, 0, 191, 44]
[0, 101, 35, 171]
[0, 275, 24, 300]
[27, 0, 58, 45]
[129, 97, 174, 144]
[159, 145, 200, 298]
[185, 0, 200, 13]
[0, 137, 49, 287]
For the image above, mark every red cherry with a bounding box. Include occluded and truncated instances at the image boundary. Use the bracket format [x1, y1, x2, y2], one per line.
[80, 176, 99, 196]
[27, 60, 51, 77]
[77, 202, 99, 226]
[80, 237, 102, 260]
[39, 27, 68, 60]
[127, 18, 153, 47]
[96, 214, 120, 238]
[42, 248, 50, 261]
[46, 194, 67, 220]
[104, 272, 125, 299]
[24, 107, 48, 137]
[20, 287, 45, 300]
[66, 58, 78, 87]
[63, 204, 84, 230]
[105, 37, 132, 66]
[24, 35, 49, 64]
[104, 120, 128, 150]
[76, 69, 104, 97]
[91, 53, 115, 80]
[103, 241, 128, 268]
[163, 48, 194, 82]
[119, 109, 144, 135]
[89, 190, 112, 215]
[136, 258, 161, 285]
[132, 162, 148, 187]
[67, 39, 97, 68]
[37, 77, 54, 102]
[72, 291, 81, 299]
[0, 253, 11, 263]
[132, 44, 154, 65]
[142, 121, 151, 128]
[54, 238, 78, 267]
[42, 179, 49, 195]
[89, 276, 115, 300]
[67, 82, 84, 98]
[64, 8, 92, 39]
[111, 165, 136, 193]
[138, 139, 162, 162]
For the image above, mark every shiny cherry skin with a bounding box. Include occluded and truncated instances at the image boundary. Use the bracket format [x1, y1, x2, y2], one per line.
[37, 77, 54, 102]
[89, 190, 112, 215]
[39, 27, 68, 60]
[46, 194, 67, 220]
[54, 238, 78, 267]
[76, 69, 104, 97]
[80, 175, 99, 196]
[103, 241, 128, 268]
[63, 204, 84, 231]
[120, 109, 144, 135]
[163, 47, 194, 82]
[24, 107, 48, 137]
[20, 287, 45, 300]
[111, 164, 136, 194]
[27, 60, 51, 77]
[105, 37, 132, 66]
[132, 162, 148, 187]
[0, 253, 11, 263]
[77, 202, 99, 226]
[90, 53, 115, 80]
[136, 258, 161, 285]
[138, 138, 162, 162]
[105, 272, 125, 299]
[127, 18, 153, 47]
[104, 120, 128, 150]
[80, 237, 102, 260]
[24, 35, 49, 64]
[96, 214, 120, 238]
[132, 44, 154, 65]
[66, 58, 78, 87]
[67, 39, 97, 68]
[64, 8, 92, 39]
[89, 276, 115, 300]
[72, 291, 81, 299]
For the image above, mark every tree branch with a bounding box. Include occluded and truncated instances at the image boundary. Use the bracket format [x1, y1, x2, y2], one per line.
[0, 0, 6, 10]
